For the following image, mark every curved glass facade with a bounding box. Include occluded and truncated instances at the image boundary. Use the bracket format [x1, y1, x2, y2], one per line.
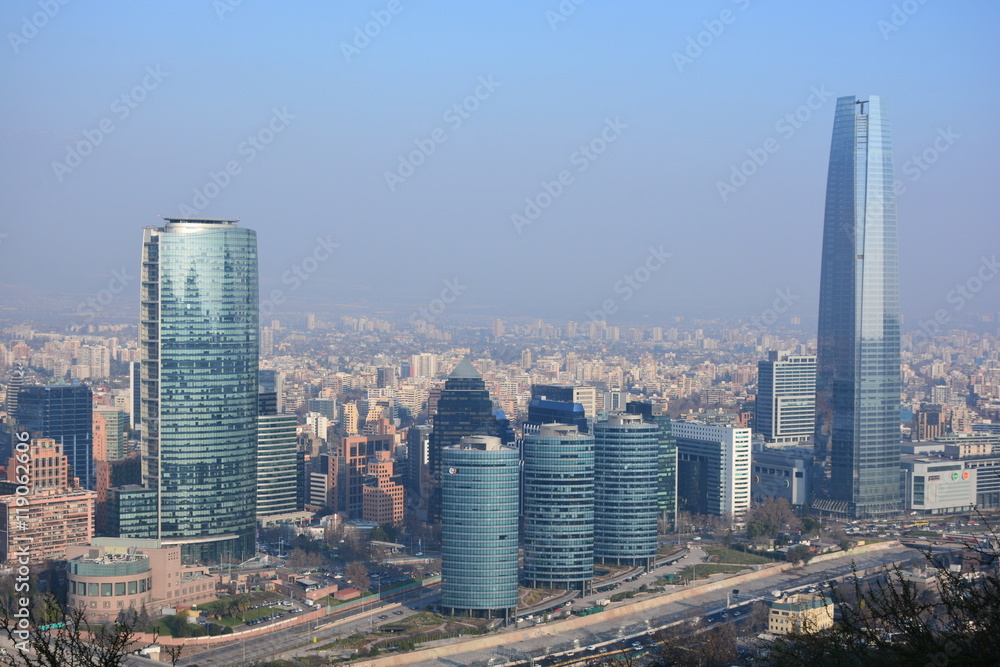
[441, 436, 519, 618]
[594, 414, 659, 566]
[815, 96, 901, 519]
[523, 425, 594, 590]
[141, 219, 258, 564]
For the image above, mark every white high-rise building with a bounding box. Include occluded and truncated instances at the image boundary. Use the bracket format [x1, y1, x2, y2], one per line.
[410, 353, 438, 378]
[673, 421, 752, 522]
[756, 351, 816, 445]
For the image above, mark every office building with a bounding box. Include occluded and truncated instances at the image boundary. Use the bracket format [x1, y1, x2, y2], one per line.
[129, 361, 140, 429]
[257, 413, 299, 521]
[900, 457, 976, 515]
[523, 424, 594, 591]
[428, 359, 497, 522]
[258, 369, 284, 413]
[769, 594, 835, 635]
[308, 397, 337, 421]
[756, 351, 816, 445]
[525, 397, 588, 434]
[751, 447, 811, 506]
[625, 401, 678, 529]
[362, 452, 404, 526]
[93, 408, 128, 461]
[66, 538, 215, 625]
[95, 455, 141, 535]
[441, 436, 519, 619]
[16, 383, 94, 489]
[140, 218, 258, 564]
[336, 434, 395, 518]
[593, 414, 659, 568]
[530, 384, 598, 426]
[0, 438, 96, 563]
[815, 96, 902, 519]
[405, 425, 432, 519]
[674, 421, 752, 521]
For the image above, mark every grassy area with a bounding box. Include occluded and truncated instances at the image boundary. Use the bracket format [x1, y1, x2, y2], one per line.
[703, 546, 777, 566]
[520, 587, 558, 607]
[673, 563, 748, 581]
[197, 591, 285, 626]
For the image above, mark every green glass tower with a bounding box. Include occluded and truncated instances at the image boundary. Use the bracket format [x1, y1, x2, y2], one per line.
[440, 435, 519, 620]
[141, 218, 258, 564]
[522, 424, 594, 591]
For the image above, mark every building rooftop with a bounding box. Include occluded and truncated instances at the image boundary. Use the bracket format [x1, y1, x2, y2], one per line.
[449, 358, 481, 379]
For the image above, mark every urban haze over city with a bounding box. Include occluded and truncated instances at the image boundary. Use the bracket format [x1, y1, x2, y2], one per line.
[1, 2, 999, 667]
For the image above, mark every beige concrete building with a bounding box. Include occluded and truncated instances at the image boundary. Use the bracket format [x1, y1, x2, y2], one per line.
[66, 538, 216, 624]
[769, 593, 834, 634]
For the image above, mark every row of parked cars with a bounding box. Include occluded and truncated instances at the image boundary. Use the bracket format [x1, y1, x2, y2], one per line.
[246, 610, 285, 626]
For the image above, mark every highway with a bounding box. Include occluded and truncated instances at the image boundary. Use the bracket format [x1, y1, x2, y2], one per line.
[396, 544, 925, 667]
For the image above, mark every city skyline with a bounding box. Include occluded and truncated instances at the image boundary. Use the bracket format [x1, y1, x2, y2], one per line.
[2, 2, 998, 327]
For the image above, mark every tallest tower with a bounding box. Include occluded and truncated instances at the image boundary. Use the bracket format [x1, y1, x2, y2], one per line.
[141, 218, 259, 563]
[815, 96, 901, 519]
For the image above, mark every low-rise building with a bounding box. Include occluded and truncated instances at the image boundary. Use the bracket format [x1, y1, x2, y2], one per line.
[66, 538, 216, 624]
[769, 593, 834, 635]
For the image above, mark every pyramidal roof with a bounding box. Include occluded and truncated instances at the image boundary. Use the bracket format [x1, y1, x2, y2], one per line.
[449, 358, 482, 379]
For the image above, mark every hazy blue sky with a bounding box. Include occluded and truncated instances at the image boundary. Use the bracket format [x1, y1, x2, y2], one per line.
[2, 0, 998, 327]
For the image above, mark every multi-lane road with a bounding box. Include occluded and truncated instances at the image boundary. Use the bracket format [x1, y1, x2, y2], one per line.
[395, 543, 927, 667]
[140, 541, 941, 667]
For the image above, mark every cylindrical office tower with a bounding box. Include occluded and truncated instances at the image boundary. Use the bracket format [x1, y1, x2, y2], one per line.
[441, 435, 519, 620]
[523, 424, 594, 591]
[141, 218, 258, 565]
[594, 413, 659, 568]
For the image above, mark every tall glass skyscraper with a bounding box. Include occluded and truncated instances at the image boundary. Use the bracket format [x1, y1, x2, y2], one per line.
[594, 414, 659, 568]
[440, 435, 519, 620]
[428, 359, 496, 522]
[141, 218, 258, 563]
[523, 424, 594, 592]
[815, 96, 901, 519]
[17, 384, 94, 489]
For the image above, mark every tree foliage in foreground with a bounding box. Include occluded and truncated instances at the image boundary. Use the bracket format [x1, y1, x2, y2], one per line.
[0, 593, 154, 667]
[757, 518, 1000, 666]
